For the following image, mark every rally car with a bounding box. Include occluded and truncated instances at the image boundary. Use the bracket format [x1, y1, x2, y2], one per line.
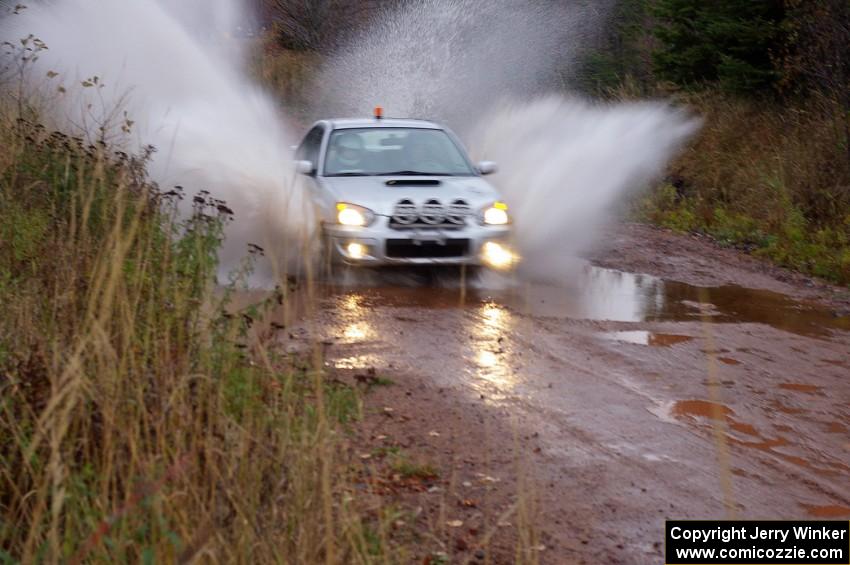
[294, 108, 516, 270]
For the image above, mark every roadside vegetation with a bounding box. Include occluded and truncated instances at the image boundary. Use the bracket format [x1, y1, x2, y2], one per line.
[0, 88, 398, 560]
[581, 0, 850, 284]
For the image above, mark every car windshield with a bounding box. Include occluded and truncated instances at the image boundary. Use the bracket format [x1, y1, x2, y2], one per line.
[324, 127, 475, 177]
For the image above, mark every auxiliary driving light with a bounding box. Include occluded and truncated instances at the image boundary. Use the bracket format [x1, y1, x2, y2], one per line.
[481, 201, 510, 225]
[481, 241, 515, 270]
[336, 203, 374, 227]
[346, 242, 367, 259]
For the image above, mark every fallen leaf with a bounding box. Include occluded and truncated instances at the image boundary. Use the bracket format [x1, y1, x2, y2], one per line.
[447, 520, 464, 528]
[428, 430, 441, 437]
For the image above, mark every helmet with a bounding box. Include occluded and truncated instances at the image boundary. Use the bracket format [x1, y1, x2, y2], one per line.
[334, 133, 364, 166]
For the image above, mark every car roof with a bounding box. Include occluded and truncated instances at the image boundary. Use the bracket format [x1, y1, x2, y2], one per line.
[326, 117, 443, 130]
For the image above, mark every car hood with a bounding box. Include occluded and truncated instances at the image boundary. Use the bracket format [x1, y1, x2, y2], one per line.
[321, 176, 502, 216]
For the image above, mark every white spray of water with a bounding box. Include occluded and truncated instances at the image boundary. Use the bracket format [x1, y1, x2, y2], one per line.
[2, 0, 311, 278]
[320, 0, 698, 281]
[318, 0, 610, 129]
[469, 97, 699, 280]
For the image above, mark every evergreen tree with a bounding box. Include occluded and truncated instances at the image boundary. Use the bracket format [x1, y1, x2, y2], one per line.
[652, 0, 785, 94]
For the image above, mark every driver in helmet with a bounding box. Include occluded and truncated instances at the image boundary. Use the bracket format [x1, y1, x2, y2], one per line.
[330, 132, 365, 171]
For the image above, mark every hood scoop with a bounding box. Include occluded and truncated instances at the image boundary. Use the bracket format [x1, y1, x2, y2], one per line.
[385, 179, 442, 187]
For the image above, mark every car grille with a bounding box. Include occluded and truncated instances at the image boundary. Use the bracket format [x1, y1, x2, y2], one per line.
[390, 198, 471, 229]
[385, 239, 470, 259]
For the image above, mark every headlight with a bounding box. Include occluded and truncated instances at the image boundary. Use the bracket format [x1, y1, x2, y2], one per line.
[336, 203, 375, 227]
[480, 201, 510, 225]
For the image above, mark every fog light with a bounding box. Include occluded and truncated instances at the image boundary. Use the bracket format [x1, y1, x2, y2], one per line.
[346, 242, 367, 259]
[481, 241, 515, 270]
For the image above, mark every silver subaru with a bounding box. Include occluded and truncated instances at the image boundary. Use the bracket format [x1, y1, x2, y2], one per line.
[294, 112, 517, 270]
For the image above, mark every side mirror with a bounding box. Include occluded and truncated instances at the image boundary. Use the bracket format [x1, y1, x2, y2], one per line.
[477, 161, 498, 175]
[295, 160, 315, 175]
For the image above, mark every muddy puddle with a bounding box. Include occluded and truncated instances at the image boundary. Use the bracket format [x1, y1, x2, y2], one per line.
[312, 264, 849, 338]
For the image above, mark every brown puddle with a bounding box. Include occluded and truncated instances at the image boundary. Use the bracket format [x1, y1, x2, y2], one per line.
[603, 331, 693, 347]
[669, 400, 848, 475]
[729, 421, 760, 437]
[801, 504, 850, 518]
[826, 422, 847, 434]
[718, 357, 742, 365]
[672, 399, 733, 421]
[778, 383, 822, 394]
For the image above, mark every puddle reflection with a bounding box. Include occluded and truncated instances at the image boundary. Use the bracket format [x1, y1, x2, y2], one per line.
[506, 265, 849, 338]
[470, 302, 516, 395]
[603, 331, 693, 347]
[339, 294, 375, 343]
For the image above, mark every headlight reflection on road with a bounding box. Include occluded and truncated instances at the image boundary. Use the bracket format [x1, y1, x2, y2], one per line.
[340, 293, 374, 342]
[330, 293, 380, 370]
[471, 302, 516, 395]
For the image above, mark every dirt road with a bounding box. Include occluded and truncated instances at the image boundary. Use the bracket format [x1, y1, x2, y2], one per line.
[287, 223, 850, 563]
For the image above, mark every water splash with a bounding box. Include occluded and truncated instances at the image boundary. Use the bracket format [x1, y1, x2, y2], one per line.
[1, 0, 312, 278]
[319, 0, 697, 281]
[317, 0, 611, 129]
[468, 97, 699, 279]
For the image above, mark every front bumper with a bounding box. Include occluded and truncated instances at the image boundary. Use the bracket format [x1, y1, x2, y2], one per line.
[323, 220, 515, 268]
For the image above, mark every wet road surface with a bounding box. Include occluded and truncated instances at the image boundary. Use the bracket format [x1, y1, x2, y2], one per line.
[282, 225, 850, 562]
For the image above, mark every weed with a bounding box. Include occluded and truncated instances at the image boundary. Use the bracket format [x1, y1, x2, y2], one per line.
[633, 91, 850, 284]
[390, 457, 439, 481]
[0, 111, 392, 561]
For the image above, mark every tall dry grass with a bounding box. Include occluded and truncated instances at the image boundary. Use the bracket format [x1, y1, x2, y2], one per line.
[0, 104, 398, 562]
